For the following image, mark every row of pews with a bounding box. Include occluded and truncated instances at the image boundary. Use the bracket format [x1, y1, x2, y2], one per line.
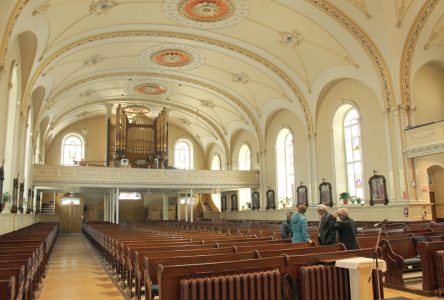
[83, 221, 381, 300]
[0, 222, 59, 300]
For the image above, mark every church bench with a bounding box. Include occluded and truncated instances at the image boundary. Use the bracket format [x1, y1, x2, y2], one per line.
[141, 244, 347, 300]
[417, 240, 444, 294]
[379, 237, 423, 288]
[0, 260, 34, 300]
[234, 242, 313, 253]
[0, 266, 25, 300]
[0, 277, 15, 300]
[357, 234, 411, 249]
[157, 248, 377, 300]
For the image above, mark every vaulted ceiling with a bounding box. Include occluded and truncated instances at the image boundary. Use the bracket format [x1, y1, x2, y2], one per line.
[1, 0, 443, 155]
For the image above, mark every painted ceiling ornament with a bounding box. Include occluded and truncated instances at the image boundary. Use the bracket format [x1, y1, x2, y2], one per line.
[139, 44, 205, 70]
[79, 89, 95, 98]
[162, 0, 249, 29]
[89, 0, 119, 16]
[279, 30, 304, 47]
[200, 99, 216, 108]
[179, 118, 191, 125]
[124, 79, 177, 97]
[231, 72, 250, 84]
[83, 55, 104, 67]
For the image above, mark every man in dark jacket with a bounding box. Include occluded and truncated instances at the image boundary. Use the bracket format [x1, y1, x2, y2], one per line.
[334, 208, 359, 250]
[281, 211, 293, 239]
[317, 204, 337, 245]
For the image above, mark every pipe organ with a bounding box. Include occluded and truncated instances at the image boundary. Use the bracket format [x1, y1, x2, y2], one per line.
[108, 104, 168, 168]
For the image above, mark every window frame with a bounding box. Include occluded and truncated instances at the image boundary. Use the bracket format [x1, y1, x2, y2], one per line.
[61, 133, 85, 166]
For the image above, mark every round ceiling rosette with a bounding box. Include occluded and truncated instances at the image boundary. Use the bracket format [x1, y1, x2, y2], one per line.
[139, 44, 205, 70]
[124, 80, 177, 97]
[162, 0, 250, 29]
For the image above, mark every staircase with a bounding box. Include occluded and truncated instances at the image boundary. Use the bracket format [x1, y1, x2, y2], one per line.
[41, 201, 55, 214]
[201, 201, 212, 212]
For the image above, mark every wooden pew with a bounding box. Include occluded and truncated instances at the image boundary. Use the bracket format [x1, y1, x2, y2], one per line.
[157, 248, 377, 300]
[417, 240, 444, 295]
[380, 237, 422, 288]
[0, 266, 25, 300]
[0, 276, 15, 300]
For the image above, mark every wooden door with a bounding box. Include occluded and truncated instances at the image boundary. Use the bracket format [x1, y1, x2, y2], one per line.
[430, 192, 437, 220]
[58, 200, 83, 233]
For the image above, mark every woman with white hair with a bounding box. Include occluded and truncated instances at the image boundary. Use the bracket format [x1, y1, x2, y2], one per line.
[334, 208, 359, 250]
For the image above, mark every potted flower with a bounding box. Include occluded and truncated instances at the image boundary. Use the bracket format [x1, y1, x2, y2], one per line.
[339, 192, 350, 205]
[1, 192, 11, 213]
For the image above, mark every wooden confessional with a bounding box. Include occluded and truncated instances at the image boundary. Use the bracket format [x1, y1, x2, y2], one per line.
[107, 104, 168, 168]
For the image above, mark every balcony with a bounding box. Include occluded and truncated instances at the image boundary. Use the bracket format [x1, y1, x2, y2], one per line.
[32, 164, 260, 191]
[404, 121, 444, 158]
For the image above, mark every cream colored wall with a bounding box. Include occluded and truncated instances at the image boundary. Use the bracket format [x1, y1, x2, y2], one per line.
[316, 78, 389, 204]
[264, 110, 309, 197]
[0, 214, 59, 235]
[414, 153, 444, 202]
[168, 124, 206, 170]
[413, 62, 444, 125]
[230, 129, 259, 170]
[45, 116, 106, 165]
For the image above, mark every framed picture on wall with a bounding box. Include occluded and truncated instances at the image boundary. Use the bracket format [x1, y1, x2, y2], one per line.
[319, 180, 333, 207]
[221, 195, 227, 212]
[252, 191, 260, 210]
[297, 183, 308, 207]
[266, 189, 276, 210]
[369, 174, 389, 205]
[231, 193, 238, 211]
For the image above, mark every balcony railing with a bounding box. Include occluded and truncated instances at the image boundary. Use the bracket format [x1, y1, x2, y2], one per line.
[404, 120, 444, 158]
[33, 164, 260, 190]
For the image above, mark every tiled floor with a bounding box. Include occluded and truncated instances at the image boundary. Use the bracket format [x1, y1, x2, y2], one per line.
[38, 234, 441, 300]
[39, 234, 123, 300]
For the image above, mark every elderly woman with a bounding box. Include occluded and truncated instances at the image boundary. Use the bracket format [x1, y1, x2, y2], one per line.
[290, 205, 313, 244]
[317, 204, 337, 245]
[334, 208, 359, 250]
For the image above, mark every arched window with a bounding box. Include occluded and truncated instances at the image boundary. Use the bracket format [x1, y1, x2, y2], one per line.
[238, 144, 251, 210]
[174, 140, 192, 170]
[276, 128, 294, 208]
[343, 108, 364, 199]
[211, 154, 222, 209]
[61, 134, 84, 166]
[211, 154, 221, 170]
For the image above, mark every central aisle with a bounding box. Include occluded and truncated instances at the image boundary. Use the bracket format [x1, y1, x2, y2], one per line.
[39, 234, 124, 300]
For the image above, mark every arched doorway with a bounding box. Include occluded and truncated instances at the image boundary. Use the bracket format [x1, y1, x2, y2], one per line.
[427, 165, 444, 221]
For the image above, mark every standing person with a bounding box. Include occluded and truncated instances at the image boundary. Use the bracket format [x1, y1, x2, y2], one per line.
[290, 205, 313, 244]
[317, 204, 337, 245]
[281, 211, 293, 239]
[334, 208, 359, 250]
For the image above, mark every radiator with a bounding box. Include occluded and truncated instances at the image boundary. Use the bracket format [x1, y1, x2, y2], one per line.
[179, 269, 282, 300]
[300, 265, 350, 300]
[435, 250, 444, 295]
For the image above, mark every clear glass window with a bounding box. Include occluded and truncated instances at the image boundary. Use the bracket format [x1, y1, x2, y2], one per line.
[61, 135, 84, 166]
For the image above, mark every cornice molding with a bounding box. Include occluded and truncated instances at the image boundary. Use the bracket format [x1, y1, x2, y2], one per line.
[400, 0, 440, 113]
[307, 0, 394, 109]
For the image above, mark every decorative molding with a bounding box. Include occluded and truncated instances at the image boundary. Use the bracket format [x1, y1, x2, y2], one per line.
[347, 0, 371, 18]
[400, 0, 440, 113]
[395, 0, 414, 27]
[124, 79, 177, 97]
[139, 44, 205, 70]
[89, 0, 119, 16]
[33, 164, 260, 189]
[307, 0, 394, 109]
[404, 121, 444, 158]
[279, 30, 304, 47]
[231, 72, 250, 84]
[162, 0, 250, 29]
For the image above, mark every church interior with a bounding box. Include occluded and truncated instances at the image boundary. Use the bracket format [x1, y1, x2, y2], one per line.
[1, 0, 444, 299]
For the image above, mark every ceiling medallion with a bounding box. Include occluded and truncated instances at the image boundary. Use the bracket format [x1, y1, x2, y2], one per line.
[124, 80, 177, 97]
[89, 0, 119, 16]
[152, 50, 191, 66]
[279, 30, 304, 47]
[83, 55, 104, 67]
[139, 44, 204, 70]
[231, 72, 249, 84]
[162, 0, 249, 29]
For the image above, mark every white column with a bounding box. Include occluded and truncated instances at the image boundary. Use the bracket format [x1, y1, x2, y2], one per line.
[111, 189, 115, 223]
[190, 189, 193, 223]
[308, 133, 318, 207]
[103, 194, 109, 222]
[33, 187, 37, 213]
[162, 193, 168, 220]
[336, 257, 386, 300]
[116, 188, 119, 224]
[185, 192, 188, 222]
[177, 192, 181, 221]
